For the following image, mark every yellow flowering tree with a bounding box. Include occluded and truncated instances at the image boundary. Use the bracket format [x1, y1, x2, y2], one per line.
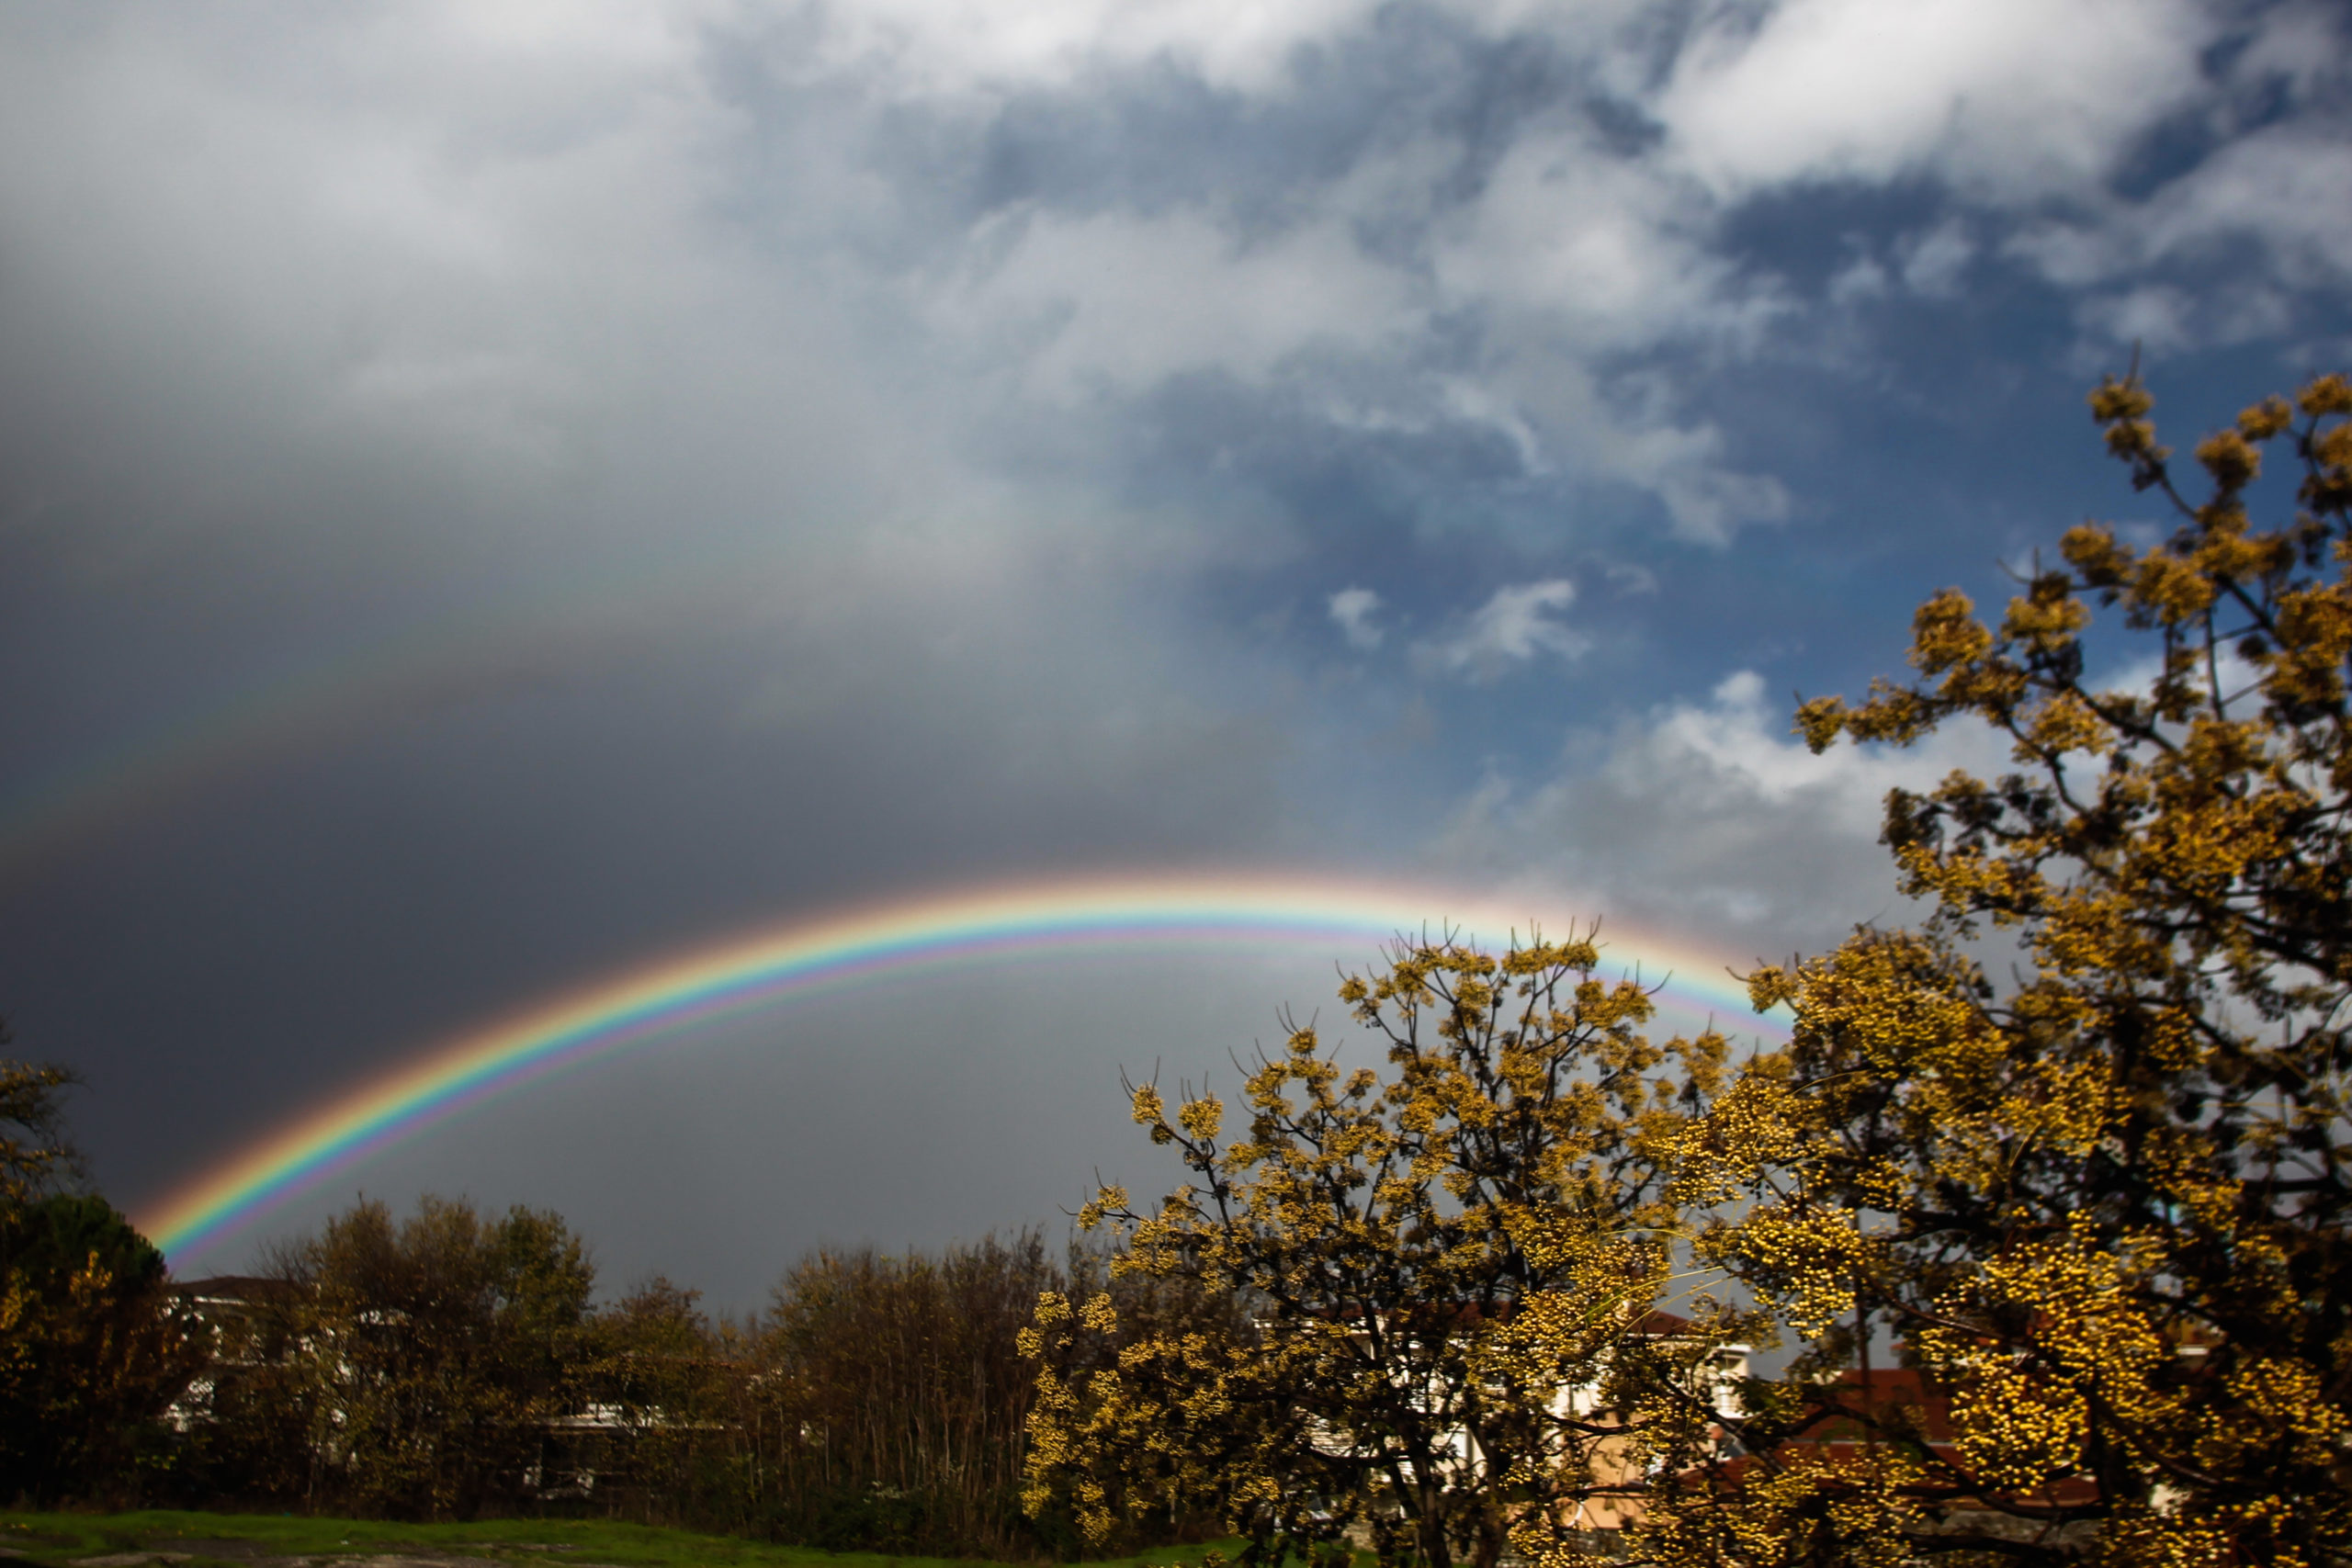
[1022, 934, 1754, 1568]
[1663, 372, 2352, 1568]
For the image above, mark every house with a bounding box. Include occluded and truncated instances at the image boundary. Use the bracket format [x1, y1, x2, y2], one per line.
[161, 1275, 301, 1432]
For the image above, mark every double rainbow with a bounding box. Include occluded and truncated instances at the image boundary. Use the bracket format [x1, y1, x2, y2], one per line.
[140, 873, 1781, 1266]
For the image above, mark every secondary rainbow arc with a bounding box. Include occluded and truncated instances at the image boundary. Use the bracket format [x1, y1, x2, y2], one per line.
[140, 873, 1783, 1265]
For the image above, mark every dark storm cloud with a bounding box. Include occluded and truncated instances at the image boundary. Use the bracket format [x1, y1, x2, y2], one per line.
[1, 0, 2346, 1303]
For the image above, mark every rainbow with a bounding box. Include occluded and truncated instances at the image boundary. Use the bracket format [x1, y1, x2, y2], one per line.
[0, 592, 660, 886]
[140, 873, 1783, 1265]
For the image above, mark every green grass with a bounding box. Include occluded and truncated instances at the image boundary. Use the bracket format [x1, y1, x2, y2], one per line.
[0, 1513, 1242, 1568]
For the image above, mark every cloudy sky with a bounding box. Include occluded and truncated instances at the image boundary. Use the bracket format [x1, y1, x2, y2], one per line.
[3, 0, 2346, 1307]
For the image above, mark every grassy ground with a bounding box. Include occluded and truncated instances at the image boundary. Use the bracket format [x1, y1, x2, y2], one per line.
[0, 1513, 1241, 1568]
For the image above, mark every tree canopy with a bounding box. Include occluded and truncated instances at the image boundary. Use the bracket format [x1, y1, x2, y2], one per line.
[0, 1043, 80, 1205]
[1022, 935, 1754, 1568]
[0, 1046, 195, 1504]
[1658, 370, 2352, 1568]
[260, 1195, 598, 1518]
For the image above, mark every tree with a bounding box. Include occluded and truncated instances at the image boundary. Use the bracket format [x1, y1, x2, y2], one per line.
[542, 1232, 1120, 1553]
[574, 1276, 739, 1522]
[0, 1042, 196, 1503]
[0, 1192, 198, 1502]
[256, 1195, 598, 1518]
[1659, 372, 2352, 1568]
[1023, 934, 1754, 1568]
[757, 1232, 1067, 1555]
[0, 1044, 81, 1205]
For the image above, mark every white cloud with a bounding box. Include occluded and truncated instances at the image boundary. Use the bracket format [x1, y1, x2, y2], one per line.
[796, 0, 1387, 97]
[933, 207, 1422, 399]
[2007, 124, 2352, 357]
[1415, 127, 1799, 538]
[1603, 561, 1658, 595]
[1329, 586, 1385, 649]
[2074, 285, 2200, 360]
[2, 0, 2333, 631]
[1457, 354, 1792, 543]
[2014, 129, 2352, 300]
[1419, 580, 1588, 678]
[1657, 0, 2214, 199]
[1433, 648, 2259, 958]
[1432, 130, 1776, 355]
[788, 0, 1676, 100]
[2135, 129, 2352, 288]
[906, 126, 1798, 542]
[1425, 669, 2007, 956]
[2230, 2, 2351, 106]
[1898, 219, 1975, 298]
[1433, 648, 2228, 962]
[1826, 252, 1890, 307]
